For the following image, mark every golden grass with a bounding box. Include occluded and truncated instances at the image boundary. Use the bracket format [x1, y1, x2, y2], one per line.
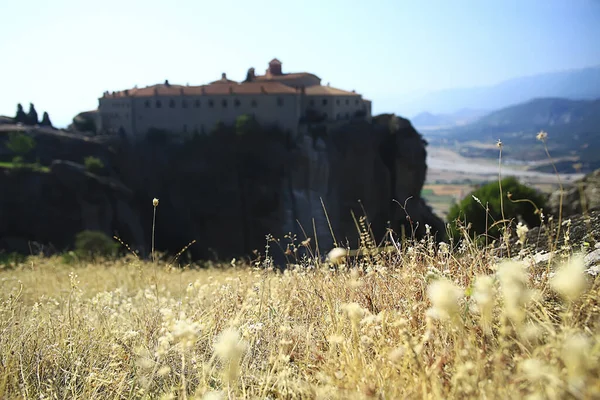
[1, 239, 599, 399]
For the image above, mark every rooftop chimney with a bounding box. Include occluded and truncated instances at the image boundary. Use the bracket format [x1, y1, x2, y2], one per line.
[268, 58, 282, 76]
[164, 80, 170, 86]
[222, 73, 227, 80]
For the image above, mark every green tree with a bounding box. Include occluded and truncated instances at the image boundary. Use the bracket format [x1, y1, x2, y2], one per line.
[447, 177, 546, 239]
[6, 132, 36, 164]
[74, 230, 119, 261]
[84, 156, 105, 175]
[235, 114, 260, 136]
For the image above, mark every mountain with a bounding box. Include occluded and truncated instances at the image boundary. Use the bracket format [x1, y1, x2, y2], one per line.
[400, 66, 600, 116]
[412, 108, 489, 130]
[428, 98, 600, 172]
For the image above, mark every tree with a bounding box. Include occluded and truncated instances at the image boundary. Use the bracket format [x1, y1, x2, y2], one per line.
[447, 177, 546, 239]
[6, 132, 36, 163]
[14, 104, 27, 124]
[235, 114, 260, 136]
[84, 156, 105, 175]
[26, 103, 38, 125]
[40, 112, 53, 127]
[74, 230, 119, 261]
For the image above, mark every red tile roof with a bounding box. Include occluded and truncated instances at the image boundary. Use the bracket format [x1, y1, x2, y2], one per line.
[253, 72, 321, 82]
[104, 81, 299, 98]
[304, 86, 361, 96]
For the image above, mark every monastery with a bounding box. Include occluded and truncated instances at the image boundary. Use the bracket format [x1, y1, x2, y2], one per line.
[97, 59, 372, 137]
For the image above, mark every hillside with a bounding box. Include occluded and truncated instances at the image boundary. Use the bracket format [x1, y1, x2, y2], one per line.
[412, 108, 490, 130]
[399, 65, 600, 116]
[427, 98, 600, 172]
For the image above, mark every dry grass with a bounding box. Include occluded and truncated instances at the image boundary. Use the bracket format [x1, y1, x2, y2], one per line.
[1, 235, 599, 399]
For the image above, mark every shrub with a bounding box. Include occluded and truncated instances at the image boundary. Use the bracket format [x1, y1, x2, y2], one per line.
[74, 230, 119, 260]
[6, 132, 36, 158]
[447, 177, 546, 239]
[84, 156, 105, 175]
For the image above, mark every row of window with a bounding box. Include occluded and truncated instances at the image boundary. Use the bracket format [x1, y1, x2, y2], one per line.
[110, 103, 130, 109]
[308, 98, 361, 107]
[143, 98, 285, 109]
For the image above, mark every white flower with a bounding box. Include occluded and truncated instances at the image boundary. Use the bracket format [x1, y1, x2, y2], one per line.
[550, 254, 588, 302]
[214, 328, 246, 363]
[153, 198, 159, 207]
[426, 278, 463, 321]
[341, 302, 367, 325]
[536, 130, 548, 141]
[516, 222, 529, 246]
[327, 247, 347, 264]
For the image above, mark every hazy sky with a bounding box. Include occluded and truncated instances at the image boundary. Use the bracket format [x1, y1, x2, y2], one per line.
[1, 0, 599, 126]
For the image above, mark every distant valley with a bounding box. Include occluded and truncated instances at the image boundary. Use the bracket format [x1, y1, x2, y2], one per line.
[420, 97, 600, 173]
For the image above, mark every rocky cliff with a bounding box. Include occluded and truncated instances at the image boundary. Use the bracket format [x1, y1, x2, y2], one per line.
[0, 116, 444, 262]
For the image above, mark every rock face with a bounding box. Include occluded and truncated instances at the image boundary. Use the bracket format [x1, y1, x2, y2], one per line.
[548, 168, 600, 217]
[0, 116, 443, 262]
[0, 160, 144, 255]
[69, 110, 98, 134]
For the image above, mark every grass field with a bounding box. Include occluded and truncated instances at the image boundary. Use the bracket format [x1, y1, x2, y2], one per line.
[1, 235, 598, 399]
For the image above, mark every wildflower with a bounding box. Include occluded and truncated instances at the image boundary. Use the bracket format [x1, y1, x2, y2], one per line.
[496, 139, 503, 148]
[214, 328, 247, 363]
[472, 275, 495, 332]
[550, 254, 588, 302]
[516, 222, 529, 246]
[496, 261, 531, 325]
[562, 334, 591, 388]
[341, 302, 367, 325]
[153, 198, 159, 207]
[328, 247, 347, 264]
[536, 130, 548, 141]
[388, 346, 405, 363]
[426, 278, 462, 321]
[171, 317, 202, 349]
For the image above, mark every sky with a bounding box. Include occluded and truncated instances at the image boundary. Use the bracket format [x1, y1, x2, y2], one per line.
[1, 0, 599, 127]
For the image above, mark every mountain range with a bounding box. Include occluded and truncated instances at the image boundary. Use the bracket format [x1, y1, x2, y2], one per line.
[425, 97, 600, 172]
[402, 65, 600, 118]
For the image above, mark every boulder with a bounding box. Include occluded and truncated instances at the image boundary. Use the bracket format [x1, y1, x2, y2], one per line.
[548, 168, 600, 217]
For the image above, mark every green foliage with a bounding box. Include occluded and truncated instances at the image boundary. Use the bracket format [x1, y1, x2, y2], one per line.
[74, 230, 119, 260]
[235, 114, 260, 136]
[6, 132, 36, 156]
[447, 177, 546, 239]
[0, 252, 26, 269]
[84, 156, 105, 175]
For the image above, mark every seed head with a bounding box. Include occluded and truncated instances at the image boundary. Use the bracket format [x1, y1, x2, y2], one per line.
[536, 130, 548, 141]
[153, 198, 159, 207]
[328, 247, 347, 264]
[550, 254, 588, 302]
[426, 278, 463, 321]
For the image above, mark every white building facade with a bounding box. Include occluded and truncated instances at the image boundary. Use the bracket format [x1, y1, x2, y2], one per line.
[97, 59, 372, 137]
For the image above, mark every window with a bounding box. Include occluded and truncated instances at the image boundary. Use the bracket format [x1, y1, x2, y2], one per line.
[222, 99, 228, 108]
[345, 113, 350, 120]
[208, 100, 214, 108]
[336, 113, 341, 120]
[169, 99, 176, 108]
[251, 99, 258, 108]
[336, 99, 340, 106]
[322, 99, 328, 106]
[355, 99, 359, 105]
[309, 99, 315, 107]
[182, 100, 188, 108]
[156, 100, 162, 108]
[145, 100, 150, 108]
[234, 99, 241, 107]
[195, 99, 201, 108]
[277, 97, 284, 107]
[183, 124, 187, 133]
[345, 99, 349, 105]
